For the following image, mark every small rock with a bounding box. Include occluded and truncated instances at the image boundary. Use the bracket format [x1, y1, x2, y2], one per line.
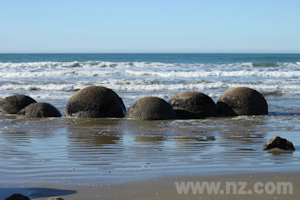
[5, 194, 30, 200]
[263, 136, 295, 151]
[206, 136, 216, 141]
[47, 197, 64, 200]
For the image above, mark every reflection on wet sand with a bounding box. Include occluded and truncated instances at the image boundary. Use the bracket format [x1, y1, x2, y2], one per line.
[65, 119, 123, 148]
[173, 136, 215, 150]
[66, 119, 123, 169]
[0, 115, 299, 185]
[134, 136, 164, 143]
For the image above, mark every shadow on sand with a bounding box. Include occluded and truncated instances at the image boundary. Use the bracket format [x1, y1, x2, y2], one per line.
[0, 187, 76, 199]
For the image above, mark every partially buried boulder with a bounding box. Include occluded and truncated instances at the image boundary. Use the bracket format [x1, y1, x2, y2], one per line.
[0, 95, 36, 114]
[18, 103, 62, 118]
[5, 194, 30, 200]
[263, 136, 295, 151]
[169, 91, 217, 119]
[217, 87, 268, 116]
[126, 97, 177, 120]
[65, 86, 125, 118]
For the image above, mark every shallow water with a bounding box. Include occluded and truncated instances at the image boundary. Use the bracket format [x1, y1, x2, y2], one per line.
[0, 114, 300, 185]
[0, 53, 300, 185]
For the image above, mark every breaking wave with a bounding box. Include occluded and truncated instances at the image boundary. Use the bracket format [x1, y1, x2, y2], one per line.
[0, 60, 300, 103]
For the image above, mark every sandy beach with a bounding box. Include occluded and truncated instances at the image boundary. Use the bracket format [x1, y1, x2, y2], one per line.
[1, 172, 299, 200]
[1, 115, 300, 199]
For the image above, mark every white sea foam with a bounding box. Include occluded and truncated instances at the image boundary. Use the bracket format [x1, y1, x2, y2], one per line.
[1, 68, 300, 79]
[0, 61, 299, 70]
[1, 79, 300, 94]
[0, 70, 121, 78]
[0, 91, 72, 100]
[1, 61, 300, 102]
[1, 61, 300, 78]
[125, 70, 300, 78]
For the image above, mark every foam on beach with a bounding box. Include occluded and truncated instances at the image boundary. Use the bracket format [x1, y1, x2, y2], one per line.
[1, 61, 300, 106]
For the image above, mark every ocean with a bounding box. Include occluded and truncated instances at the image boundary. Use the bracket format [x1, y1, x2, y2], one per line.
[0, 53, 300, 185]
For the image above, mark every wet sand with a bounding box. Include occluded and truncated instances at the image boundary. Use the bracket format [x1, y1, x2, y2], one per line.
[1, 172, 299, 200]
[1, 116, 300, 185]
[1, 115, 300, 199]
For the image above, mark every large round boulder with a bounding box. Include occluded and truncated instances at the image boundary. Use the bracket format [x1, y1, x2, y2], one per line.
[65, 86, 125, 118]
[169, 91, 217, 119]
[5, 194, 30, 200]
[125, 97, 177, 120]
[217, 87, 268, 116]
[19, 103, 62, 118]
[0, 95, 36, 114]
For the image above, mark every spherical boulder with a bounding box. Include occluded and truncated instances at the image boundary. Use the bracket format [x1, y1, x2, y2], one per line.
[0, 95, 36, 114]
[217, 87, 268, 116]
[65, 86, 125, 118]
[5, 194, 30, 200]
[125, 97, 177, 120]
[19, 103, 62, 118]
[169, 91, 217, 119]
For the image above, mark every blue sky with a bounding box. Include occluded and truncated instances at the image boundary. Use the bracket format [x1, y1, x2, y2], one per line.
[0, 0, 299, 53]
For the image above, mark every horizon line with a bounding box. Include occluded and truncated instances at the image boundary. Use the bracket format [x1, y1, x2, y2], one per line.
[1, 52, 300, 54]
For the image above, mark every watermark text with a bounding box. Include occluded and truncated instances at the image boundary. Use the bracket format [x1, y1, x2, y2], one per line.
[175, 181, 293, 195]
